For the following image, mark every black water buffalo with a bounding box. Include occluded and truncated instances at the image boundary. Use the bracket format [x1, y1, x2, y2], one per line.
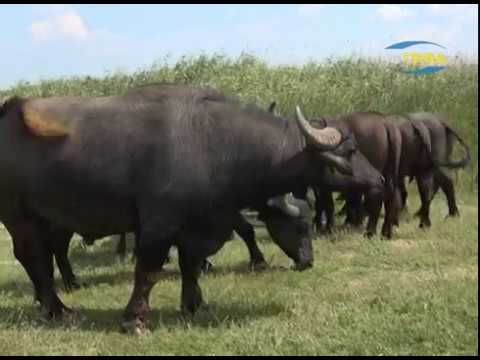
[390, 112, 471, 227]
[306, 112, 402, 238]
[0, 84, 381, 335]
[47, 193, 313, 295]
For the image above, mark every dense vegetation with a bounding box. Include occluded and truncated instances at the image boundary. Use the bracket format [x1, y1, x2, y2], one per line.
[1, 54, 477, 189]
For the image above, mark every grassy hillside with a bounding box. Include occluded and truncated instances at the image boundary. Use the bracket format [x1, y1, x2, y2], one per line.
[0, 54, 477, 189]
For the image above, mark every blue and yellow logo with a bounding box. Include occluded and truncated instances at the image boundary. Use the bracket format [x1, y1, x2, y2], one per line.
[386, 41, 448, 75]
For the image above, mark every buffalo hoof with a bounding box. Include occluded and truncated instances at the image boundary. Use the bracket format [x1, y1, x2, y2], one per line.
[447, 209, 460, 218]
[250, 260, 269, 272]
[419, 219, 431, 228]
[181, 289, 203, 318]
[381, 228, 393, 239]
[121, 318, 151, 336]
[40, 304, 75, 321]
[181, 299, 203, 319]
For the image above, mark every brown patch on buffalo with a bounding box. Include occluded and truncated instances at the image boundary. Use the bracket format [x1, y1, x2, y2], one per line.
[23, 106, 70, 137]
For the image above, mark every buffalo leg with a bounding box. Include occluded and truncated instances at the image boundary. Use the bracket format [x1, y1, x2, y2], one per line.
[364, 188, 383, 238]
[314, 190, 334, 234]
[312, 188, 325, 233]
[4, 217, 72, 318]
[122, 261, 163, 336]
[435, 169, 460, 217]
[414, 177, 441, 217]
[431, 177, 441, 201]
[382, 185, 401, 238]
[234, 214, 267, 270]
[399, 176, 408, 211]
[200, 258, 214, 273]
[122, 214, 176, 335]
[34, 242, 55, 304]
[345, 191, 363, 227]
[116, 233, 127, 260]
[51, 230, 82, 292]
[178, 245, 204, 317]
[416, 173, 434, 228]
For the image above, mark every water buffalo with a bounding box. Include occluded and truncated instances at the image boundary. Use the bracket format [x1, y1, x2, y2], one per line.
[46, 193, 313, 296]
[305, 112, 402, 238]
[266, 103, 385, 236]
[390, 112, 471, 227]
[0, 84, 381, 335]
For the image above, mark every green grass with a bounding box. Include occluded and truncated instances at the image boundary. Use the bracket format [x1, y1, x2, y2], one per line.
[0, 186, 477, 355]
[0, 54, 477, 190]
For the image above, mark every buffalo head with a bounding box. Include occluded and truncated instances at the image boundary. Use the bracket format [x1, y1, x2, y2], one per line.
[298, 110, 384, 191]
[259, 193, 313, 271]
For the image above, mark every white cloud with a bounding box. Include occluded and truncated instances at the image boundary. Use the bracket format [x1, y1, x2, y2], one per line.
[29, 7, 90, 42]
[298, 4, 326, 16]
[57, 11, 89, 40]
[376, 5, 413, 22]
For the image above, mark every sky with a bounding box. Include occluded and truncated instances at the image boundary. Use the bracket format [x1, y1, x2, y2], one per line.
[0, 4, 477, 89]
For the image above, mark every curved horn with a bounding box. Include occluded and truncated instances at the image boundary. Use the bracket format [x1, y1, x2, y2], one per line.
[267, 193, 301, 218]
[296, 106, 342, 149]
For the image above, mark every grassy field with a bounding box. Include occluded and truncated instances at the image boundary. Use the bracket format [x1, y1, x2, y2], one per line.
[0, 185, 477, 356]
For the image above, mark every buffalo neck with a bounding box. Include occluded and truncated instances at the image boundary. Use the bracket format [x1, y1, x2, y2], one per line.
[256, 118, 310, 200]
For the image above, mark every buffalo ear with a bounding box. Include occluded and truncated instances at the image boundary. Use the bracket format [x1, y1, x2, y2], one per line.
[319, 151, 353, 176]
[310, 117, 328, 129]
[410, 120, 432, 154]
[267, 193, 301, 218]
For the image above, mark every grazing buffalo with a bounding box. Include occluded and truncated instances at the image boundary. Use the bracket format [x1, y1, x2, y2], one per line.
[47, 193, 313, 295]
[305, 112, 402, 238]
[0, 84, 381, 335]
[266, 103, 385, 236]
[390, 112, 471, 227]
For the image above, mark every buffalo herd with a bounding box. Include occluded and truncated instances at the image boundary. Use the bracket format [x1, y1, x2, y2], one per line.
[0, 83, 470, 335]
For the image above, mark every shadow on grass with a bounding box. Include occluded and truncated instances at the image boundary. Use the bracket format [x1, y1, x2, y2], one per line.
[0, 298, 287, 333]
[0, 261, 294, 303]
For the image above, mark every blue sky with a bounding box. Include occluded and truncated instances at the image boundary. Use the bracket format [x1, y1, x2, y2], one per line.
[0, 4, 477, 89]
